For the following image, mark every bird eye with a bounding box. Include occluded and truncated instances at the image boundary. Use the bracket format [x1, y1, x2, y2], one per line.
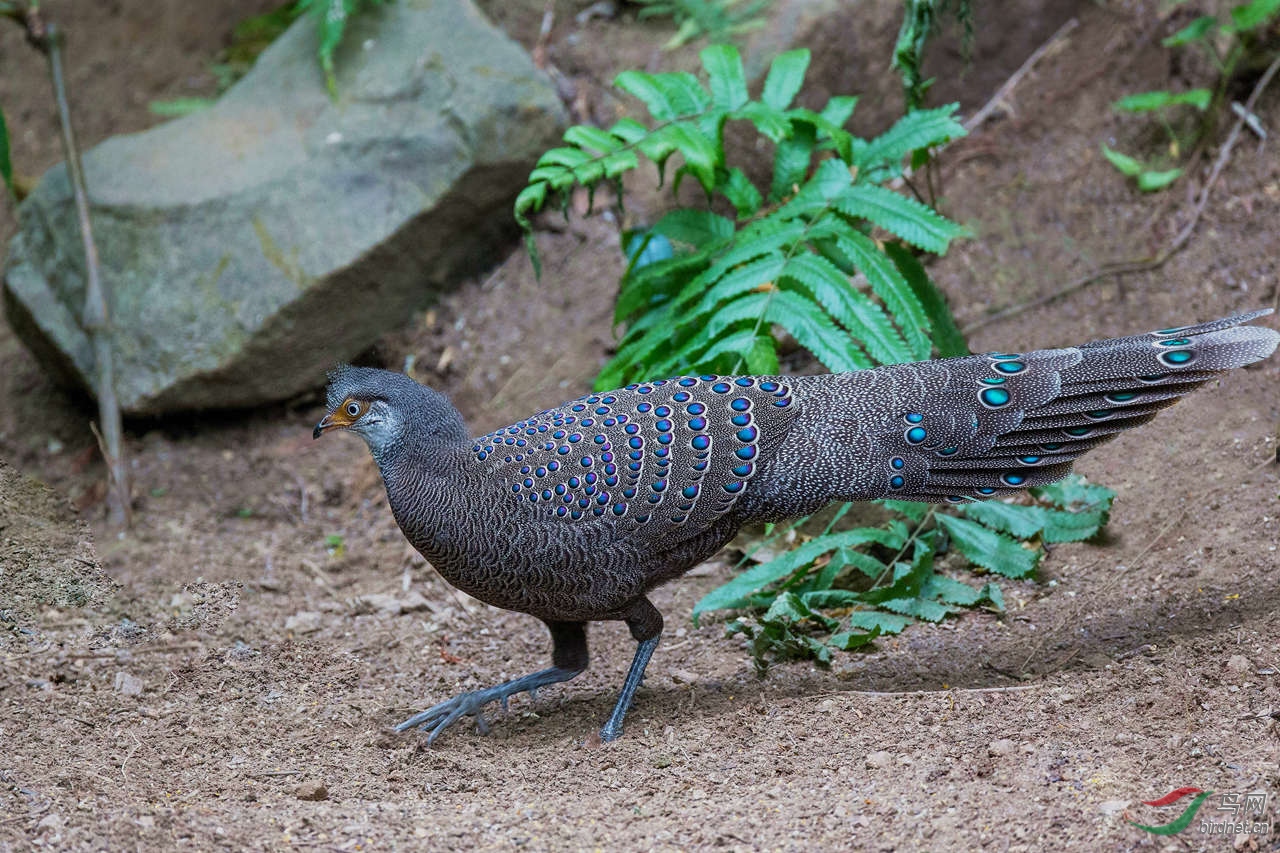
[346, 401, 362, 418]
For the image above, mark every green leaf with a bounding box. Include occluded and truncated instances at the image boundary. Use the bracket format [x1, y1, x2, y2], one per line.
[564, 124, 624, 154]
[701, 44, 749, 110]
[765, 290, 873, 372]
[844, 611, 911, 634]
[762, 49, 810, 110]
[683, 253, 786, 314]
[651, 208, 736, 247]
[883, 241, 969, 357]
[720, 167, 763, 218]
[819, 95, 858, 129]
[1113, 89, 1212, 112]
[834, 183, 969, 254]
[937, 514, 1041, 578]
[855, 104, 966, 173]
[731, 101, 791, 142]
[1100, 143, 1144, 177]
[962, 501, 1046, 539]
[1162, 15, 1217, 46]
[770, 120, 816, 202]
[657, 123, 720, 191]
[831, 230, 932, 360]
[1031, 476, 1115, 511]
[827, 626, 883, 649]
[514, 182, 549, 229]
[1037, 507, 1109, 543]
[1228, 0, 1280, 32]
[780, 252, 914, 365]
[0, 103, 12, 196]
[693, 526, 905, 615]
[614, 70, 710, 120]
[1137, 168, 1183, 191]
[877, 499, 930, 522]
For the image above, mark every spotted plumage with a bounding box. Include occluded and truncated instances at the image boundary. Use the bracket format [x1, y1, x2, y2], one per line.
[314, 310, 1279, 743]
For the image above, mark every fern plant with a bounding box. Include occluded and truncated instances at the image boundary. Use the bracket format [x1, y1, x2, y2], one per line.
[517, 45, 971, 389]
[701, 476, 1114, 671]
[516, 44, 1115, 670]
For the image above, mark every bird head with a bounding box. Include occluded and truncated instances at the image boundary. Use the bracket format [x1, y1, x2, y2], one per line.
[313, 365, 467, 463]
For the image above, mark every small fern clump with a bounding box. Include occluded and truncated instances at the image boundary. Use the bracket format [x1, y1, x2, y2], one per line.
[700, 476, 1114, 672]
[517, 45, 970, 390]
[516, 45, 1115, 670]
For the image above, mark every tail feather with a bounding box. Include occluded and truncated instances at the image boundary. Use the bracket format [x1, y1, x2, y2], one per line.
[760, 310, 1278, 510]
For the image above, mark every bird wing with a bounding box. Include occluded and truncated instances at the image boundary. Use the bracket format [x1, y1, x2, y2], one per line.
[771, 309, 1279, 505]
[472, 375, 801, 542]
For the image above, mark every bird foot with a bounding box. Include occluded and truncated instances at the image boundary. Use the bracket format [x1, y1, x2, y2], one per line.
[394, 666, 580, 744]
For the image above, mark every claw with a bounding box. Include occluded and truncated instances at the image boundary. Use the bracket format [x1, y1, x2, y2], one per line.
[395, 664, 584, 744]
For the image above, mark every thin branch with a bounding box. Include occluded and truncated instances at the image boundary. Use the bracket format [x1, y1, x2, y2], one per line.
[11, 9, 132, 527]
[965, 18, 1080, 133]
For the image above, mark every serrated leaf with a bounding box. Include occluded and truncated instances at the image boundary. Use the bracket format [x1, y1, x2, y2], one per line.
[613, 71, 668, 119]
[937, 514, 1040, 578]
[658, 122, 720, 191]
[684, 253, 786, 315]
[1162, 15, 1217, 46]
[1038, 507, 1108, 543]
[1031, 475, 1115, 511]
[1100, 143, 1144, 177]
[855, 104, 966, 173]
[831, 230, 932, 360]
[720, 167, 763, 218]
[827, 626, 883, 649]
[883, 241, 969, 357]
[877, 499, 930, 522]
[770, 120, 816, 202]
[762, 49, 810, 110]
[651, 208, 736, 247]
[729, 101, 790, 143]
[834, 183, 968, 254]
[846, 611, 911, 634]
[701, 44, 749, 110]
[564, 124, 624, 154]
[693, 526, 904, 615]
[780, 252, 914, 365]
[766, 291, 873, 372]
[961, 501, 1046, 539]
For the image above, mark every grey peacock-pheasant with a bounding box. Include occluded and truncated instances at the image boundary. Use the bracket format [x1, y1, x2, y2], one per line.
[314, 309, 1279, 743]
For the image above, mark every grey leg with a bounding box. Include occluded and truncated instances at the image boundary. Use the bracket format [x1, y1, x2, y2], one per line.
[396, 620, 588, 744]
[600, 598, 663, 742]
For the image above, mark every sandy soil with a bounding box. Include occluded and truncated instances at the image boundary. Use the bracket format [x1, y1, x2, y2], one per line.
[1, 1, 1278, 851]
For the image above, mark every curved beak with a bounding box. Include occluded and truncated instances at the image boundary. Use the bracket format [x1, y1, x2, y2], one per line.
[313, 413, 336, 440]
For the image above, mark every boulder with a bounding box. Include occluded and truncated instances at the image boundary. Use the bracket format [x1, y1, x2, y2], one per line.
[3, 0, 565, 414]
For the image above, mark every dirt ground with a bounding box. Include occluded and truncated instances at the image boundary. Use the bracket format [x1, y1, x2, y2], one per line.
[2, 1, 1278, 850]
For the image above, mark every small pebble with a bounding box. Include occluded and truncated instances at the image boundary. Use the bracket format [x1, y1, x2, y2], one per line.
[295, 781, 328, 801]
[114, 672, 143, 696]
[988, 738, 1016, 756]
[865, 750, 893, 769]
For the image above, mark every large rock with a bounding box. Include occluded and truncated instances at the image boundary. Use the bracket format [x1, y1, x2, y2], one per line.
[2, 0, 565, 414]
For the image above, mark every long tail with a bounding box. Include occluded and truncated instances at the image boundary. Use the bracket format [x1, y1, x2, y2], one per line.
[767, 310, 1278, 507]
